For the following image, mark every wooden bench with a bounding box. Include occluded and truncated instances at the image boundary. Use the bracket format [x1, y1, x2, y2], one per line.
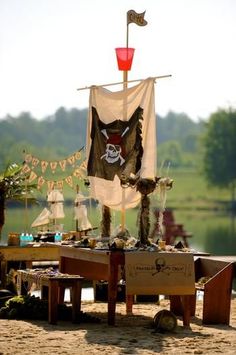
[193, 257, 234, 324]
[0, 244, 60, 288]
[17, 269, 84, 324]
[170, 257, 234, 325]
[151, 209, 192, 247]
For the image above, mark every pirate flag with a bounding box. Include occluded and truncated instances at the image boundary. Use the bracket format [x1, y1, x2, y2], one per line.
[87, 106, 143, 181]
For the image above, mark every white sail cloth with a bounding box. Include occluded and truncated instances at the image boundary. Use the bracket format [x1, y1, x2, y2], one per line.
[31, 189, 65, 228]
[47, 189, 65, 219]
[74, 204, 92, 230]
[49, 202, 65, 219]
[86, 77, 157, 210]
[47, 189, 64, 202]
[31, 208, 51, 228]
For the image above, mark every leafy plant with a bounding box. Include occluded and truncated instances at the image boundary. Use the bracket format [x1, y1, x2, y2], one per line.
[0, 294, 48, 320]
[0, 163, 37, 238]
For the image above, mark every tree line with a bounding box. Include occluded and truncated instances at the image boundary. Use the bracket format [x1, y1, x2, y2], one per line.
[0, 107, 204, 169]
[1, 106, 236, 205]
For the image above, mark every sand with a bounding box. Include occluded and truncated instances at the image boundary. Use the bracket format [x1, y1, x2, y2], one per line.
[0, 298, 236, 355]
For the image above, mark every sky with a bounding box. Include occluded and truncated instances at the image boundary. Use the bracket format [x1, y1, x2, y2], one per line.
[0, 0, 236, 122]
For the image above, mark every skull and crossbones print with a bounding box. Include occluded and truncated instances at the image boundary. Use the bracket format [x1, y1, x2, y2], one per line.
[100, 127, 129, 166]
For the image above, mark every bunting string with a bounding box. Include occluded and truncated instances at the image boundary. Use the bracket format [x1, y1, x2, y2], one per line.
[23, 147, 84, 174]
[22, 160, 87, 191]
[22, 147, 87, 191]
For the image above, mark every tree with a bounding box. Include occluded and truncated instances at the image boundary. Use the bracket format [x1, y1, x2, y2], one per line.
[158, 140, 183, 168]
[202, 108, 236, 206]
[0, 163, 37, 239]
[157, 111, 204, 144]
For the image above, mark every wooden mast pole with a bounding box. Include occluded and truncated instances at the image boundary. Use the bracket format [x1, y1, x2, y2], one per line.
[24, 178, 28, 233]
[75, 184, 79, 232]
[121, 15, 130, 232]
[22, 150, 28, 233]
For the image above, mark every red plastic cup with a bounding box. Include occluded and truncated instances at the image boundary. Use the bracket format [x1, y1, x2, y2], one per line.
[115, 48, 135, 71]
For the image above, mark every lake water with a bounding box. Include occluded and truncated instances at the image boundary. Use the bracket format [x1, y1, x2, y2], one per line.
[1, 206, 236, 256]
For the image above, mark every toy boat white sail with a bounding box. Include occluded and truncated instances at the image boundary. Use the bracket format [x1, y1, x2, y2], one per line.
[47, 189, 65, 231]
[74, 192, 92, 231]
[31, 207, 51, 228]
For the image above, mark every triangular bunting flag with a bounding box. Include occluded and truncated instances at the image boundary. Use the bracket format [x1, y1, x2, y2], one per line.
[21, 164, 31, 175]
[41, 160, 48, 173]
[59, 159, 67, 171]
[73, 168, 83, 178]
[28, 170, 37, 183]
[65, 175, 73, 188]
[50, 161, 58, 173]
[67, 155, 75, 166]
[31, 157, 40, 168]
[74, 151, 82, 160]
[37, 176, 45, 189]
[47, 180, 55, 191]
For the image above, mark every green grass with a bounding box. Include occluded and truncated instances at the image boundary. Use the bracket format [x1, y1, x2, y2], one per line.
[163, 169, 231, 210]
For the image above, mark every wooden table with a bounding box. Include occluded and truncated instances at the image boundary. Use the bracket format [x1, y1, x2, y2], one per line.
[0, 244, 60, 287]
[59, 246, 195, 326]
[60, 246, 124, 325]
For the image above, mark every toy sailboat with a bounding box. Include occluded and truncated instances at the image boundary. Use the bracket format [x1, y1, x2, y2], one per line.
[31, 189, 96, 236]
[31, 189, 65, 232]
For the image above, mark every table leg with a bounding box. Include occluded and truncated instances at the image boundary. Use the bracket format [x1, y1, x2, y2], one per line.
[107, 254, 119, 325]
[25, 261, 33, 269]
[170, 295, 194, 327]
[126, 294, 134, 315]
[169, 295, 183, 315]
[48, 279, 59, 325]
[71, 281, 82, 323]
[58, 257, 66, 304]
[0, 261, 7, 288]
[181, 295, 191, 327]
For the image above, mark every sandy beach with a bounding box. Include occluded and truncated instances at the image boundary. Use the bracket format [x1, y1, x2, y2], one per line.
[0, 297, 236, 355]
